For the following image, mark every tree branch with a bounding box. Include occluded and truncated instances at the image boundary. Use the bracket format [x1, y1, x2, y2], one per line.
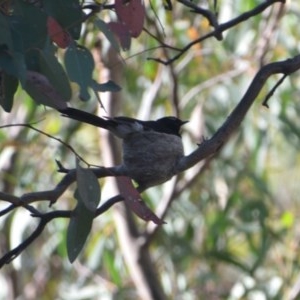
[1, 54, 298, 269]
[177, 55, 300, 172]
[148, 0, 285, 65]
[0, 194, 124, 267]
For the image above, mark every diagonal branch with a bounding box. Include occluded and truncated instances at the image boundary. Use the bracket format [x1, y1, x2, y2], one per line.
[177, 55, 300, 172]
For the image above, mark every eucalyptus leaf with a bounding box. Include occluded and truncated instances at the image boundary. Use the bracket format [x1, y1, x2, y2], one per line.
[94, 18, 120, 53]
[10, 0, 48, 50]
[65, 44, 94, 101]
[0, 73, 18, 112]
[66, 189, 95, 263]
[24, 70, 67, 110]
[0, 14, 13, 50]
[76, 164, 101, 212]
[39, 46, 72, 101]
[43, 0, 84, 39]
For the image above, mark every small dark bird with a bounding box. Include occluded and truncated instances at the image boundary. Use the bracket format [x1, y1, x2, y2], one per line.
[60, 107, 188, 189]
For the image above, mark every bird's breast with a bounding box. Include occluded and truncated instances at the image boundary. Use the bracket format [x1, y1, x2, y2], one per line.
[122, 132, 184, 188]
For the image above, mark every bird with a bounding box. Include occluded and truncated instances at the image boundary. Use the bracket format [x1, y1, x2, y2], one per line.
[59, 107, 188, 189]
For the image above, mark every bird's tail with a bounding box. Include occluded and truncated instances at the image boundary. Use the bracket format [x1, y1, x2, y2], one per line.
[59, 107, 110, 129]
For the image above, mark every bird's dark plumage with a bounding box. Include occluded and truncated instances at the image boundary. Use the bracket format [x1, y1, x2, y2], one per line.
[59, 107, 187, 189]
[60, 107, 186, 137]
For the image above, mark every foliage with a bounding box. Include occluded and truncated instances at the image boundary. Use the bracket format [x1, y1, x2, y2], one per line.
[1, 0, 300, 299]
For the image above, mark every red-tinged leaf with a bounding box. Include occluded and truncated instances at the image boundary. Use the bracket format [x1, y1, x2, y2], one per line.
[25, 70, 68, 110]
[47, 16, 72, 49]
[116, 176, 165, 225]
[115, 0, 145, 38]
[108, 22, 131, 51]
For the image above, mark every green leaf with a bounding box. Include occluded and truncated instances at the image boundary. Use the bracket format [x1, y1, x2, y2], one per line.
[12, 52, 27, 86]
[0, 51, 17, 76]
[76, 164, 101, 212]
[39, 44, 72, 101]
[67, 189, 95, 263]
[0, 73, 18, 112]
[0, 14, 13, 49]
[64, 44, 94, 101]
[0, 51, 26, 86]
[91, 79, 121, 93]
[94, 18, 120, 53]
[10, 0, 48, 51]
[24, 45, 71, 101]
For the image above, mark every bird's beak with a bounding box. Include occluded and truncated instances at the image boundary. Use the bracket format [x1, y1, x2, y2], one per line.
[181, 120, 189, 125]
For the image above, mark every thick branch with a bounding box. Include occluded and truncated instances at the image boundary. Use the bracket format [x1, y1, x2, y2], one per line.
[0, 165, 125, 206]
[177, 55, 300, 171]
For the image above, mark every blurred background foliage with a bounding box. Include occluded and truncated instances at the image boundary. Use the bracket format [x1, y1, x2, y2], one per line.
[1, 0, 300, 299]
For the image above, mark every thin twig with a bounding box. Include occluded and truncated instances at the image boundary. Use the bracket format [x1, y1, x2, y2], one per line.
[262, 73, 287, 107]
[148, 0, 285, 65]
[0, 123, 90, 166]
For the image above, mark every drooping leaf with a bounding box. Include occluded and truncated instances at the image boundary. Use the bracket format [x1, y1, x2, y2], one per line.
[67, 189, 95, 263]
[47, 16, 72, 49]
[12, 52, 27, 87]
[39, 44, 72, 101]
[0, 50, 17, 76]
[116, 176, 165, 225]
[115, 0, 145, 38]
[43, 0, 84, 40]
[94, 18, 120, 53]
[76, 164, 101, 212]
[0, 49, 26, 86]
[24, 70, 68, 109]
[108, 22, 131, 51]
[64, 44, 94, 101]
[0, 73, 18, 112]
[0, 14, 13, 50]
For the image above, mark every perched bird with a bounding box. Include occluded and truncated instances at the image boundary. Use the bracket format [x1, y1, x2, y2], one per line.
[60, 107, 187, 189]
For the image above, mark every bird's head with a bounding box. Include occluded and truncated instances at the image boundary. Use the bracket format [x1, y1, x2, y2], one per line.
[154, 116, 188, 136]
